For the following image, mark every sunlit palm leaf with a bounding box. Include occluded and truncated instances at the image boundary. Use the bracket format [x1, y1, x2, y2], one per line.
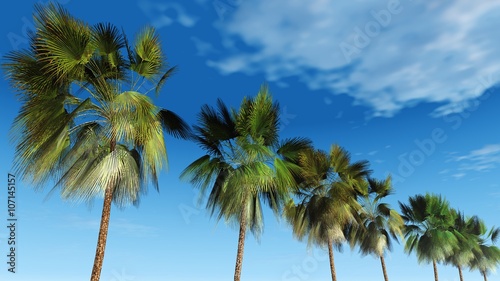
[131, 26, 163, 79]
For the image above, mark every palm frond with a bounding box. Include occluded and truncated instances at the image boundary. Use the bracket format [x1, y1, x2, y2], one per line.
[158, 109, 191, 139]
[130, 26, 163, 79]
[34, 3, 95, 81]
[155, 66, 177, 96]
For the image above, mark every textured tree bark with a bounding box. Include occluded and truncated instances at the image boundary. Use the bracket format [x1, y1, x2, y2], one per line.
[328, 239, 337, 281]
[433, 260, 439, 281]
[90, 186, 113, 281]
[380, 255, 389, 281]
[90, 140, 116, 281]
[234, 205, 247, 281]
[457, 265, 464, 281]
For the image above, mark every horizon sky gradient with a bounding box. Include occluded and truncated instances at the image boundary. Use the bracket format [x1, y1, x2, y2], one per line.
[1, 0, 500, 280]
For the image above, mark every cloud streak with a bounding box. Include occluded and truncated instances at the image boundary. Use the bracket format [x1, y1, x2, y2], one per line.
[138, 0, 197, 28]
[454, 144, 500, 172]
[64, 215, 159, 237]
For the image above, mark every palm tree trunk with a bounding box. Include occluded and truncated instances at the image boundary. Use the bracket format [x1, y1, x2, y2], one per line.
[432, 260, 439, 281]
[379, 255, 389, 281]
[328, 239, 337, 281]
[457, 265, 464, 281]
[482, 270, 488, 281]
[90, 186, 113, 281]
[234, 205, 247, 281]
[90, 140, 116, 281]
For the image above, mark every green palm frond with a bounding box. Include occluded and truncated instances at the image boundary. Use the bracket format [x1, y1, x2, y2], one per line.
[131, 26, 163, 79]
[56, 144, 142, 207]
[155, 66, 177, 96]
[34, 3, 95, 81]
[236, 85, 279, 146]
[157, 109, 191, 139]
[2, 47, 59, 95]
[11, 96, 94, 187]
[91, 23, 125, 69]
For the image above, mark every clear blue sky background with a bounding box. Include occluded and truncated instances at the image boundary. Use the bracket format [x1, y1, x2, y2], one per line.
[1, 0, 500, 280]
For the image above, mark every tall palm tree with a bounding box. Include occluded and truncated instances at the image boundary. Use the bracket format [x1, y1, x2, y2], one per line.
[2, 4, 189, 281]
[284, 146, 370, 281]
[399, 193, 459, 281]
[469, 223, 500, 281]
[181, 85, 311, 281]
[348, 176, 404, 281]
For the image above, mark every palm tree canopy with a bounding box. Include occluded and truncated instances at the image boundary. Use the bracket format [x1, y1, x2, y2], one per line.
[469, 223, 500, 276]
[443, 212, 484, 270]
[350, 176, 404, 257]
[2, 3, 189, 207]
[284, 145, 371, 249]
[181, 85, 311, 238]
[399, 193, 459, 263]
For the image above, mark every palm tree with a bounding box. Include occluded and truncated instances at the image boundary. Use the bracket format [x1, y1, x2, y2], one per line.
[444, 213, 482, 281]
[284, 146, 370, 281]
[399, 193, 459, 281]
[348, 176, 404, 281]
[469, 223, 500, 281]
[2, 4, 189, 281]
[181, 85, 311, 281]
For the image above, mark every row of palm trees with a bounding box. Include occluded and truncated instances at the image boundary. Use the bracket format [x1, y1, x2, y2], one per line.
[182, 86, 500, 281]
[401, 194, 500, 281]
[2, 3, 499, 281]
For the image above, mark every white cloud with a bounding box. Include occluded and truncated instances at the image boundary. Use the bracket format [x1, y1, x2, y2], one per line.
[138, 1, 198, 28]
[207, 0, 500, 117]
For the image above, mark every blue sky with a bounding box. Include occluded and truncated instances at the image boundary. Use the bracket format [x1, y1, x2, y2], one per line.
[1, 0, 500, 280]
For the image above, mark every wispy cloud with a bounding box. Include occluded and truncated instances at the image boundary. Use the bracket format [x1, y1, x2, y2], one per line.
[138, 1, 197, 28]
[438, 168, 450, 174]
[191, 36, 217, 56]
[207, 0, 500, 117]
[451, 173, 466, 180]
[454, 144, 500, 172]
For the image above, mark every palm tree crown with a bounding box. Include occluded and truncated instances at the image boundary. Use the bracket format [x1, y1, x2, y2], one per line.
[284, 146, 370, 281]
[399, 193, 459, 281]
[444, 212, 484, 281]
[349, 176, 404, 281]
[469, 222, 500, 281]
